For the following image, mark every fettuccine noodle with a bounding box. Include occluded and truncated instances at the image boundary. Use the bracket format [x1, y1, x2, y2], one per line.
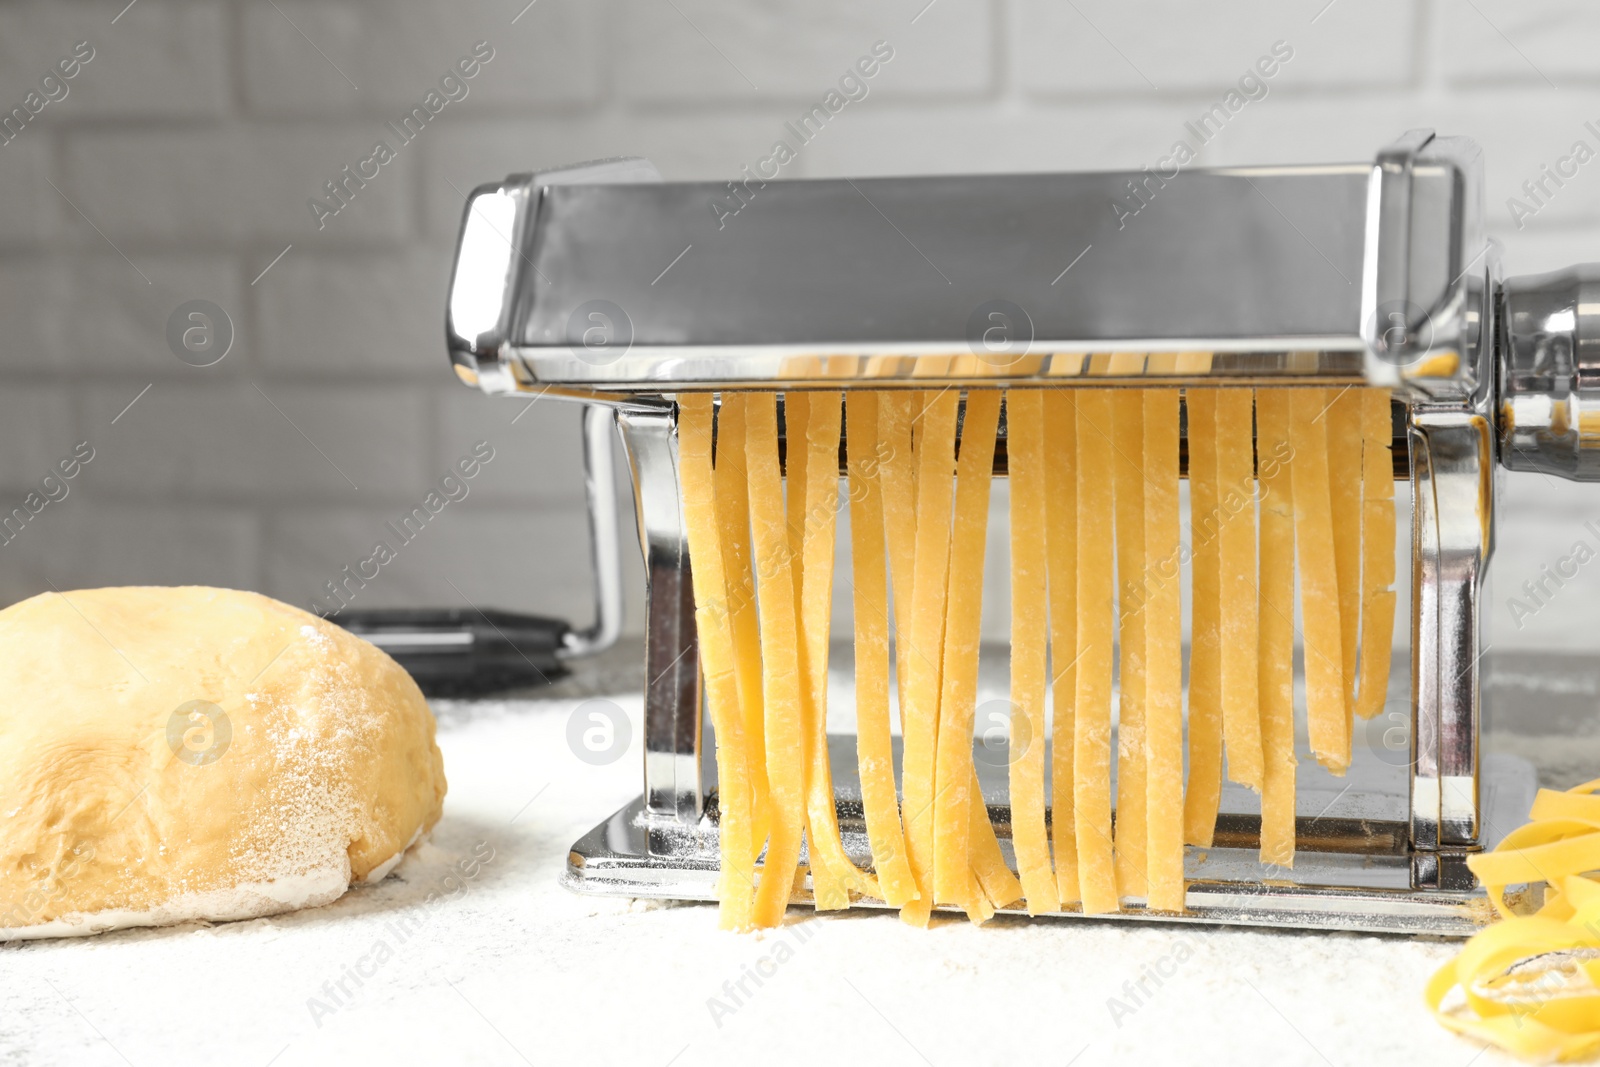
[684, 387, 1396, 928]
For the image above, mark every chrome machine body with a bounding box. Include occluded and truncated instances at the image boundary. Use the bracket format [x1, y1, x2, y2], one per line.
[445, 131, 1600, 934]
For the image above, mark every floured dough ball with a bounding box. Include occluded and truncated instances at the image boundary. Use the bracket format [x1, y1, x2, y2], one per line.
[0, 586, 447, 939]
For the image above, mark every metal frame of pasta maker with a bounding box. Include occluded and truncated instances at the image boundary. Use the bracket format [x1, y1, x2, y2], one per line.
[443, 130, 1599, 935]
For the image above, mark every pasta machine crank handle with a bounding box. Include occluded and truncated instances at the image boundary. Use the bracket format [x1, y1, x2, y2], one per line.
[336, 404, 628, 695]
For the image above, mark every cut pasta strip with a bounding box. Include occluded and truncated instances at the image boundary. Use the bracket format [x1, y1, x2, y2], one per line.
[796, 392, 877, 907]
[1327, 387, 1365, 730]
[1074, 389, 1120, 914]
[785, 391, 809, 609]
[969, 782, 1022, 911]
[1183, 389, 1224, 846]
[845, 392, 918, 907]
[899, 389, 961, 927]
[1216, 388, 1263, 792]
[1005, 390, 1059, 914]
[712, 394, 770, 866]
[677, 394, 756, 930]
[1141, 388, 1186, 912]
[1043, 390, 1081, 904]
[742, 394, 808, 927]
[786, 390, 844, 909]
[933, 390, 1002, 913]
[879, 391, 920, 733]
[1110, 388, 1149, 899]
[1255, 390, 1298, 867]
[1289, 388, 1350, 773]
[1356, 388, 1396, 721]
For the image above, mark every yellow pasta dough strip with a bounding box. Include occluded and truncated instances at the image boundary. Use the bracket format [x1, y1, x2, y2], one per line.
[785, 391, 809, 608]
[782, 391, 813, 883]
[785, 389, 844, 910]
[676, 394, 756, 930]
[845, 392, 918, 907]
[1141, 388, 1186, 912]
[1111, 388, 1149, 900]
[1044, 390, 1081, 904]
[879, 391, 920, 732]
[1531, 785, 1600, 826]
[925, 465, 1025, 915]
[880, 390, 930, 910]
[1327, 387, 1365, 732]
[1356, 388, 1396, 721]
[899, 389, 960, 927]
[1254, 390, 1298, 868]
[1216, 388, 1263, 792]
[1472, 824, 1600, 916]
[1006, 390, 1060, 914]
[1183, 389, 1224, 846]
[712, 394, 770, 866]
[796, 392, 877, 908]
[969, 782, 1022, 911]
[933, 391, 1002, 911]
[742, 393, 807, 927]
[1289, 389, 1350, 773]
[1074, 389, 1120, 914]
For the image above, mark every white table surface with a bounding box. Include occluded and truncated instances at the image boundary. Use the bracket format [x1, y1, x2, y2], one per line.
[0, 669, 1523, 1067]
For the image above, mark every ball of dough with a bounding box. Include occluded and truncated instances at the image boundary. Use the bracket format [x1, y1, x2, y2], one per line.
[0, 586, 447, 939]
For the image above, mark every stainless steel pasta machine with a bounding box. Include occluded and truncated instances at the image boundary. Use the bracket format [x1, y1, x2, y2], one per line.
[443, 129, 1599, 934]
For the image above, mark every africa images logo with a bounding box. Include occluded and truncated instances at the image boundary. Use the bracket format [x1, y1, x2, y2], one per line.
[167, 700, 231, 766]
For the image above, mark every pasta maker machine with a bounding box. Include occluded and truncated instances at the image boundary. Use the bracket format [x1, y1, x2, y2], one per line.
[444, 129, 1597, 934]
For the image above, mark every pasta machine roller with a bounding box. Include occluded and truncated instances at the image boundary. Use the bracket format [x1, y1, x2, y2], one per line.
[445, 129, 1595, 934]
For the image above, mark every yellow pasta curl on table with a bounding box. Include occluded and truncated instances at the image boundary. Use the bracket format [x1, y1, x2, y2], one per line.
[1429, 779, 1600, 1061]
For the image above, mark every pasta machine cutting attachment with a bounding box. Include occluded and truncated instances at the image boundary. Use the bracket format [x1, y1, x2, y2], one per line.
[444, 130, 1596, 934]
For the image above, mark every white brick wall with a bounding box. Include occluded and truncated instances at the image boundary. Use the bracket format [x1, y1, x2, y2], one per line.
[0, 386, 77, 488]
[0, 4, 227, 118]
[0, 502, 259, 604]
[255, 249, 450, 375]
[1, 0, 1598, 648]
[0, 138, 56, 245]
[77, 382, 433, 498]
[612, 0, 993, 101]
[1015, 0, 1414, 95]
[62, 126, 420, 243]
[1439, 0, 1600, 84]
[239, 2, 602, 113]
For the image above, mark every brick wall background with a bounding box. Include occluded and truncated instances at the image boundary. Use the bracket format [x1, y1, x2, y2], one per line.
[3, 0, 1600, 652]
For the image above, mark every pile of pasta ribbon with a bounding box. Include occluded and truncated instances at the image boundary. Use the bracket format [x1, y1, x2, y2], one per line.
[1428, 779, 1600, 1061]
[677, 386, 1396, 931]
